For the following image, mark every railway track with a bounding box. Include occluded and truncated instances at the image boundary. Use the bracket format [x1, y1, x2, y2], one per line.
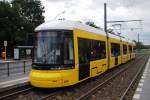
[39, 55, 145, 100]
[75, 55, 149, 100]
[120, 56, 149, 100]
[38, 90, 63, 100]
[0, 85, 33, 100]
[0, 55, 147, 100]
[0, 84, 63, 100]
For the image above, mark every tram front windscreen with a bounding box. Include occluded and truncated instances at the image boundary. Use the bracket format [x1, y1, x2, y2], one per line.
[32, 30, 74, 70]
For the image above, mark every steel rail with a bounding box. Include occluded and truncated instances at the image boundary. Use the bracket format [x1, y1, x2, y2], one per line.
[0, 85, 62, 100]
[0, 56, 145, 100]
[38, 90, 63, 100]
[76, 55, 145, 100]
[0, 86, 33, 99]
[119, 56, 149, 100]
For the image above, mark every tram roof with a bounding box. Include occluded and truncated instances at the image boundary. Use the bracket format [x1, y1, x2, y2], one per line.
[35, 20, 132, 43]
[121, 34, 133, 44]
[35, 20, 106, 36]
[108, 33, 121, 40]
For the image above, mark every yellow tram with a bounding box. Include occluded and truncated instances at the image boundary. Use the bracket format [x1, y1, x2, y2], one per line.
[30, 20, 136, 88]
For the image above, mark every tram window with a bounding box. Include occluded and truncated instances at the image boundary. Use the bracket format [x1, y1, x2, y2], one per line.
[99, 41, 106, 59]
[34, 31, 74, 65]
[78, 38, 91, 63]
[133, 46, 136, 53]
[111, 43, 120, 57]
[123, 45, 127, 54]
[91, 40, 99, 60]
[129, 46, 132, 53]
[63, 32, 74, 64]
[91, 40, 106, 60]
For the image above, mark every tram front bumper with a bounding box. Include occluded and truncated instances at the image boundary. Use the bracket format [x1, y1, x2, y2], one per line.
[30, 70, 63, 88]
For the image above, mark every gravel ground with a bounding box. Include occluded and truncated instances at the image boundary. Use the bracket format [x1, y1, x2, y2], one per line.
[10, 55, 148, 100]
[85, 55, 149, 100]
[45, 55, 146, 100]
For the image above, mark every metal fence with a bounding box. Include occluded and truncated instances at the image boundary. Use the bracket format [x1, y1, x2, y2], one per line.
[0, 60, 32, 79]
[136, 49, 150, 55]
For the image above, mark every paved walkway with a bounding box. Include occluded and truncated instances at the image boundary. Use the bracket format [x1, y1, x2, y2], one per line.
[0, 59, 31, 92]
[0, 76, 29, 88]
[0, 59, 32, 63]
[0, 59, 31, 81]
[0, 75, 29, 92]
[133, 56, 150, 100]
[0, 59, 14, 63]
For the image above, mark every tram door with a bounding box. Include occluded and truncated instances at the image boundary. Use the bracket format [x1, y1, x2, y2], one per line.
[79, 62, 90, 80]
[130, 46, 132, 59]
[112, 43, 120, 66]
[115, 57, 118, 65]
[78, 38, 90, 80]
[130, 53, 132, 59]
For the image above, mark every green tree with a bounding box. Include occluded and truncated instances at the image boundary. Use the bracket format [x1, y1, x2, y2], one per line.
[0, 0, 45, 56]
[12, 0, 45, 33]
[0, 1, 19, 55]
[133, 40, 145, 49]
[0, 0, 44, 45]
[0, 1, 21, 44]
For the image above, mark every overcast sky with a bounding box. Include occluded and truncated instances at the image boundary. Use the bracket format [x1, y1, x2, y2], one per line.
[41, 0, 150, 45]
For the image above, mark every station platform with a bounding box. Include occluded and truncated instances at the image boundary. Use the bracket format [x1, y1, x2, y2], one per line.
[0, 75, 29, 92]
[0, 59, 32, 63]
[0, 59, 31, 92]
[0, 59, 14, 63]
[133, 56, 150, 100]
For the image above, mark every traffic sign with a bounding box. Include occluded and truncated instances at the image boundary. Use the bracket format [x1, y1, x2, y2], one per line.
[4, 41, 7, 47]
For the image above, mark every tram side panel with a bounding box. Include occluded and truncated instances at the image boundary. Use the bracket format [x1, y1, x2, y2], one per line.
[122, 42, 128, 63]
[131, 45, 136, 59]
[109, 38, 122, 69]
[30, 30, 79, 88]
[127, 44, 131, 61]
[57, 30, 79, 87]
[128, 43, 132, 60]
[74, 29, 108, 79]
